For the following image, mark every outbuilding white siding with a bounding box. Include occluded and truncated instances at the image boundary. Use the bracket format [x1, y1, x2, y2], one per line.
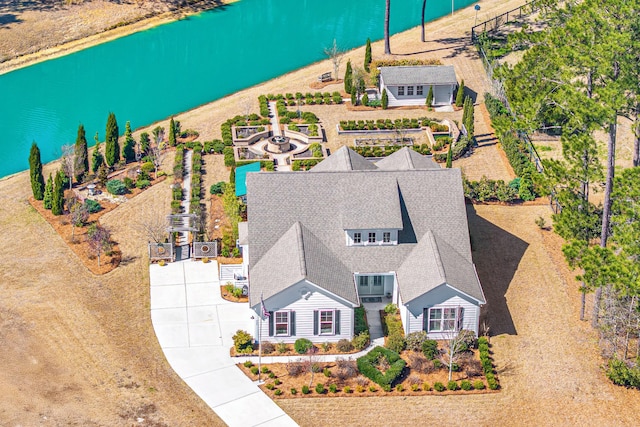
[253, 279, 355, 344]
[403, 283, 481, 338]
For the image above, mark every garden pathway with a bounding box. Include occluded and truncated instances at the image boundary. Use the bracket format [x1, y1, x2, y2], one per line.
[177, 149, 193, 246]
[150, 260, 299, 427]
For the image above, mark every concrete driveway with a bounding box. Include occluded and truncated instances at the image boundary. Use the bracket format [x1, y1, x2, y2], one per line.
[150, 260, 298, 426]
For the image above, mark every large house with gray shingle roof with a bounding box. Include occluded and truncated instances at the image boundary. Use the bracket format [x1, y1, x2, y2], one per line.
[240, 146, 485, 343]
[379, 65, 458, 107]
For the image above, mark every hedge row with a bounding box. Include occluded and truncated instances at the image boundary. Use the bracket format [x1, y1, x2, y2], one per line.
[478, 337, 499, 390]
[383, 310, 405, 353]
[236, 160, 275, 171]
[463, 177, 519, 202]
[340, 118, 440, 131]
[265, 92, 343, 106]
[356, 346, 406, 388]
[353, 144, 432, 158]
[291, 159, 323, 171]
[189, 143, 204, 216]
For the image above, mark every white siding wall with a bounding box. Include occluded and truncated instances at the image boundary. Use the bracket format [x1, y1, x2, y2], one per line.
[433, 85, 453, 105]
[403, 284, 481, 338]
[381, 83, 454, 107]
[254, 279, 355, 344]
[345, 229, 398, 246]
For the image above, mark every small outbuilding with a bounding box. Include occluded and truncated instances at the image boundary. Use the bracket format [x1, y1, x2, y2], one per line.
[379, 65, 458, 107]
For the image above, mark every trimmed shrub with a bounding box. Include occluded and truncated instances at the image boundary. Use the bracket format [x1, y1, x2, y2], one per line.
[315, 383, 326, 394]
[261, 366, 269, 374]
[106, 179, 126, 195]
[356, 346, 406, 387]
[433, 382, 445, 392]
[262, 341, 275, 355]
[460, 380, 472, 391]
[84, 199, 102, 213]
[301, 385, 310, 395]
[210, 181, 226, 195]
[274, 378, 281, 385]
[447, 381, 459, 391]
[250, 366, 259, 375]
[336, 339, 354, 353]
[381, 89, 388, 109]
[384, 303, 397, 314]
[411, 383, 420, 391]
[423, 382, 431, 391]
[265, 383, 275, 390]
[285, 361, 305, 377]
[422, 339, 439, 360]
[405, 331, 428, 352]
[352, 331, 370, 350]
[395, 384, 404, 392]
[274, 389, 282, 396]
[243, 360, 253, 368]
[386, 334, 406, 354]
[343, 386, 352, 393]
[232, 330, 254, 354]
[277, 342, 288, 354]
[136, 179, 151, 189]
[329, 383, 338, 393]
[354, 306, 368, 335]
[294, 338, 313, 354]
[290, 388, 297, 395]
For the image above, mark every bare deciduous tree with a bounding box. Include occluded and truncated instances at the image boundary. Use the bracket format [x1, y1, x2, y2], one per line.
[87, 223, 111, 267]
[148, 128, 167, 180]
[67, 196, 89, 242]
[61, 144, 76, 190]
[136, 208, 169, 244]
[323, 39, 344, 82]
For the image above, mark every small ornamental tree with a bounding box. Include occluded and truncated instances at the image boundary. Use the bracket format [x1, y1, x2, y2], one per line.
[105, 112, 120, 167]
[87, 223, 111, 267]
[455, 79, 465, 107]
[364, 38, 372, 72]
[68, 197, 89, 242]
[362, 92, 369, 107]
[344, 59, 353, 94]
[381, 88, 388, 109]
[350, 86, 357, 106]
[92, 132, 104, 173]
[123, 121, 136, 163]
[43, 173, 53, 209]
[51, 169, 65, 215]
[425, 85, 434, 107]
[74, 124, 89, 182]
[29, 142, 45, 200]
[139, 132, 150, 157]
[169, 117, 177, 147]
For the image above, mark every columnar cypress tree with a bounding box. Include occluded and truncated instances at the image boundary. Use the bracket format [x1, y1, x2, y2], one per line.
[51, 169, 65, 215]
[463, 96, 474, 137]
[74, 124, 89, 182]
[123, 121, 136, 163]
[446, 143, 453, 168]
[43, 173, 53, 209]
[455, 79, 465, 107]
[29, 142, 45, 200]
[344, 60, 353, 94]
[350, 86, 357, 106]
[362, 92, 369, 107]
[105, 112, 120, 167]
[425, 85, 434, 107]
[381, 88, 388, 109]
[169, 117, 177, 147]
[364, 38, 372, 72]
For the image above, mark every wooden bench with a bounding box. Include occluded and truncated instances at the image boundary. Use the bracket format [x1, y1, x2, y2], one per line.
[317, 72, 332, 82]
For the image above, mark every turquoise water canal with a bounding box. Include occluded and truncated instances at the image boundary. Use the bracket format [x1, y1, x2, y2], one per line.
[0, 0, 476, 178]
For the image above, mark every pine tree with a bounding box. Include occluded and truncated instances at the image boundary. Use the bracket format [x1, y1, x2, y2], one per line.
[51, 169, 65, 215]
[463, 96, 475, 138]
[43, 173, 53, 209]
[425, 85, 434, 107]
[29, 142, 45, 200]
[382, 88, 388, 110]
[350, 86, 357, 106]
[105, 112, 120, 167]
[344, 60, 353, 94]
[364, 38, 372, 72]
[74, 124, 89, 182]
[229, 167, 236, 184]
[169, 117, 177, 147]
[140, 132, 150, 157]
[123, 121, 136, 163]
[362, 92, 369, 107]
[446, 143, 453, 168]
[455, 80, 465, 107]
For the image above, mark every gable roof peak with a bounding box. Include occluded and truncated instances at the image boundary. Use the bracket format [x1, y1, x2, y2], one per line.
[310, 146, 378, 172]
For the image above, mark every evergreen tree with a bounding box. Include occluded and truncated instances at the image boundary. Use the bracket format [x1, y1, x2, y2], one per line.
[43, 173, 53, 209]
[364, 38, 372, 72]
[463, 96, 475, 138]
[446, 143, 453, 168]
[105, 112, 120, 167]
[123, 121, 136, 163]
[29, 142, 45, 200]
[51, 169, 65, 215]
[425, 85, 434, 107]
[229, 166, 236, 184]
[362, 92, 369, 107]
[455, 80, 465, 107]
[139, 132, 150, 157]
[169, 117, 177, 147]
[382, 88, 388, 110]
[350, 86, 357, 106]
[74, 124, 89, 182]
[344, 60, 353, 94]
[384, 0, 391, 54]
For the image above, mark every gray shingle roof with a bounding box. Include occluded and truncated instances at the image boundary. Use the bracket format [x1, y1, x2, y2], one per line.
[379, 65, 457, 86]
[246, 148, 482, 307]
[375, 147, 441, 171]
[310, 146, 378, 172]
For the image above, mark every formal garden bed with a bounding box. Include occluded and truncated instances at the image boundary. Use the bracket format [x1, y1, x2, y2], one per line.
[338, 118, 447, 132]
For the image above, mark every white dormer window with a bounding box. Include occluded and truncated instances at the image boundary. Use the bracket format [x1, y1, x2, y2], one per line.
[417, 85, 424, 95]
[383, 232, 391, 243]
[368, 232, 376, 243]
[398, 86, 405, 96]
[354, 232, 361, 244]
[407, 86, 414, 96]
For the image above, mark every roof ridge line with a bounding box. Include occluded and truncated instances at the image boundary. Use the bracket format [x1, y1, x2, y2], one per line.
[295, 222, 307, 277]
[427, 230, 446, 282]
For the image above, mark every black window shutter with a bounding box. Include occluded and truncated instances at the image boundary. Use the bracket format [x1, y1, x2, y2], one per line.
[423, 308, 428, 331]
[290, 311, 296, 336]
[268, 311, 274, 336]
[334, 310, 340, 335]
[313, 310, 318, 335]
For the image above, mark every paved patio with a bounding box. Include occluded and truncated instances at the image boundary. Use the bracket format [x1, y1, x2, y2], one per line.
[150, 260, 298, 427]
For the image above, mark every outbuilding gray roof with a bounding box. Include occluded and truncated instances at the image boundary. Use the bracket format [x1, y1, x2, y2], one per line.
[375, 147, 441, 171]
[379, 65, 458, 86]
[310, 146, 378, 172]
[246, 146, 483, 307]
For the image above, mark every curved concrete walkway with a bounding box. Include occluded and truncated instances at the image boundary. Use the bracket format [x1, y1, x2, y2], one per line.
[150, 260, 298, 426]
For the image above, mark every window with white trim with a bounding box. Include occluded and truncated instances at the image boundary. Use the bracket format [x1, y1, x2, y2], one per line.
[274, 311, 290, 336]
[368, 232, 376, 243]
[398, 86, 405, 96]
[427, 307, 464, 332]
[407, 86, 414, 96]
[417, 85, 424, 95]
[383, 232, 391, 243]
[359, 275, 369, 286]
[373, 275, 384, 288]
[353, 232, 361, 244]
[319, 310, 334, 334]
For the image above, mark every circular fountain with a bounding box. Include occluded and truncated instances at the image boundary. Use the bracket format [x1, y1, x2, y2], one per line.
[266, 135, 292, 153]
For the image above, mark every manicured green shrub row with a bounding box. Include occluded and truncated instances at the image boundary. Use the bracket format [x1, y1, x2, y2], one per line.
[356, 346, 406, 387]
[203, 139, 225, 154]
[189, 143, 204, 216]
[258, 95, 269, 117]
[235, 160, 275, 171]
[463, 177, 519, 202]
[371, 58, 442, 68]
[291, 159, 323, 171]
[478, 337, 499, 390]
[354, 307, 368, 335]
[174, 144, 185, 182]
[607, 359, 640, 389]
[223, 147, 235, 168]
[383, 310, 405, 353]
[265, 92, 342, 106]
[340, 118, 429, 131]
[353, 144, 432, 158]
